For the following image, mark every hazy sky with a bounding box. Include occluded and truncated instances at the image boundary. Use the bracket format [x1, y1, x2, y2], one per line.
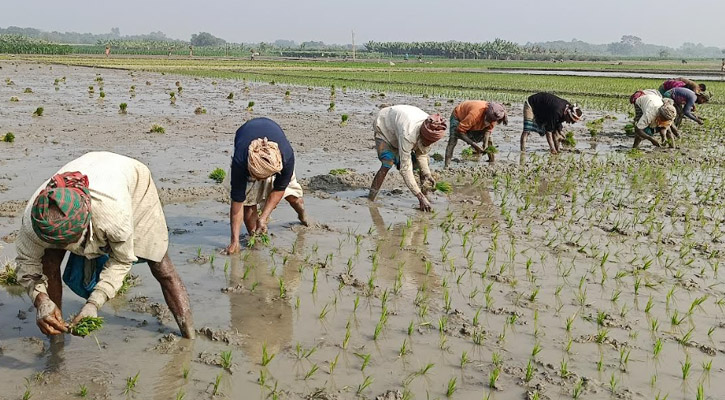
[3, 0, 724, 47]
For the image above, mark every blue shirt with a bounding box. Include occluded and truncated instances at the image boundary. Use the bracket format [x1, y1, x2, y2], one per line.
[663, 88, 698, 122]
[231, 118, 295, 203]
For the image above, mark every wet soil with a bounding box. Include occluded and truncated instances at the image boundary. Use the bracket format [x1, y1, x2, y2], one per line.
[0, 61, 723, 400]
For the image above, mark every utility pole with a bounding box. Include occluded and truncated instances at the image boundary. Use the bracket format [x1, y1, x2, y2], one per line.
[351, 30, 356, 61]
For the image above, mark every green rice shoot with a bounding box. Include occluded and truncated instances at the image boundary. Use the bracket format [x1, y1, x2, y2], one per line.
[70, 316, 104, 337]
[0, 263, 19, 285]
[434, 181, 453, 194]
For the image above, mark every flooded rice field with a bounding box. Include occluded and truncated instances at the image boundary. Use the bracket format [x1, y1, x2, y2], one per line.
[0, 61, 724, 400]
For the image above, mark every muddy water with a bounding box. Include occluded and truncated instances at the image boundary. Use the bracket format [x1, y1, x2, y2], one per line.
[1, 61, 723, 400]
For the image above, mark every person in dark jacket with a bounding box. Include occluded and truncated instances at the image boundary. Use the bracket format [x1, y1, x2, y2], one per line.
[520, 92, 583, 154]
[227, 118, 307, 254]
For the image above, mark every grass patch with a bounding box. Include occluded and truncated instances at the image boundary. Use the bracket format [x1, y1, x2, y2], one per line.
[32, 107, 43, 116]
[2, 132, 15, 143]
[329, 168, 349, 175]
[209, 168, 226, 183]
[149, 124, 165, 134]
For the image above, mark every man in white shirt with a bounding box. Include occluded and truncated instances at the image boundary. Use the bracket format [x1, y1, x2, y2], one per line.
[15, 152, 195, 338]
[368, 105, 447, 211]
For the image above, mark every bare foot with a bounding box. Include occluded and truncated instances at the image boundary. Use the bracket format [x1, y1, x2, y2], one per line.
[298, 211, 309, 226]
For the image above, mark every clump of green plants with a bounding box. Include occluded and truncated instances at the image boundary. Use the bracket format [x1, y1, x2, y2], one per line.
[431, 153, 444, 162]
[150, 124, 165, 134]
[70, 316, 104, 337]
[209, 168, 226, 183]
[485, 145, 499, 155]
[32, 107, 43, 116]
[194, 106, 207, 114]
[119, 103, 127, 114]
[177, 86, 183, 94]
[461, 147, 475, 158]
[340, 114, 349, 126]
[562, 132, 576, 147]
[586, 118, 605, 136]
[169, 92, 176, 104]
[2, 132, 15, 143]
[88, 85, 94, 94]
[624, 123, 635, 135]
[246, 101, 255, 111]
[434, 101, 442, 106]
[10, 96, 19, 102]
[227, 92, 234, 100]
[99, 91, 105, 99]
[329, 168, 349, 175]
[284, 90, 291, 99]
[248, 233, 270, 248]
[23, 88, 32, 93]
[434, 181, 453, 194]
[328, 101, 335, 111]
[0, 263, 19, 285]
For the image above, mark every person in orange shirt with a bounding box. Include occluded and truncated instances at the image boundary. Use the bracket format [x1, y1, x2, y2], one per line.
[444, 100, 508, 167]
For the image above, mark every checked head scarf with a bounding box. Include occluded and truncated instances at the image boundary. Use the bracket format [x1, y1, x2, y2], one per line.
[31, 171, 91, 245]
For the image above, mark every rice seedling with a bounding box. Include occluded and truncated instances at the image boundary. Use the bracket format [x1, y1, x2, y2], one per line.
[488, 367, 500, 388]
[609, 372, 618, 394]
[681, 355, 691, 381]
[226, 92, 234, 100]
[329, 168, 348, 175]
[355, 352, 372, 372]
[653, 338, 662, 358]
[356, 375, 373, 395]
[261, 342, 276, 366]
[99, 91, 105, 99]
[149, 124, 165, 133]
[434, 181, 453, 194]
[525, 359, 535, 382]
[0, 263, 18, 284]
[182, 366, 190, 379]
[246, 101, 255, 111]
[247, 233, 270, 247]
[212, 373, 222, 395]
[219, 350, 233, 370]
[78, 384, 88, 397]
[445, 377, 457, 397]
[208, 168, 226, 183]
[10, 96, 19, 102]
[119, 102, 127, 113]
[175, 389, 185, 400]
[304, 363, 319, 380]
[70, 317, 104, 337]
[123, 371, 140, 395]
[23, 87, 32, 93]
[32, 107, 43, 116]
[340, 114, 349, 126]
[194, 106, 207, 114]
[327, 101, 335, 111]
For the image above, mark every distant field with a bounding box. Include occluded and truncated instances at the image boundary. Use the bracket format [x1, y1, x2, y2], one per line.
[11, 55, 725, 111]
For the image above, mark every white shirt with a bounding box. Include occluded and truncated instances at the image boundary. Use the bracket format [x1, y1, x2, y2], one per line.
[374, 105, 432, 195]
[635, 90, 664, 130]
[15, 152, 169, 307]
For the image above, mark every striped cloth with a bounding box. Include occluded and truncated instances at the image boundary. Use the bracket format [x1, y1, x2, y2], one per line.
[31, 172, 91, 245]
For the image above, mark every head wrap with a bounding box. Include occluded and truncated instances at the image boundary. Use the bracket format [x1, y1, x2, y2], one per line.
[629, 90, 645, 104]
[419, 113, 447, 144]
[248, 138, 283, 180]
[565, 104, 583, 122]
[31, 172, 91, 245]
[697, 91, 712, 102]
[485, 102, 507, 125]
[658, 99, 677, 121]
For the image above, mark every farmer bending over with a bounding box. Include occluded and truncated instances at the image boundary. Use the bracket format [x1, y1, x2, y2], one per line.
[630, 90, 677, 148]
[662, 87, 710, 127]
[368, 105, 447, 212]
[658, 77, 706, 95]
[15, 152, 195, 338]
[445, 100, 508, 166]
[227, 118, 307, 254]
[520, 92, 583, 154]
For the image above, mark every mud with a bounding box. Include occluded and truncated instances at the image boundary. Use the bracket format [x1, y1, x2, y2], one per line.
[0, 60, 723, 400]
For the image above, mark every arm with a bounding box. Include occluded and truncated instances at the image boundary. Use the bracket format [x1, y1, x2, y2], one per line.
[256, 190, 285, 233]
[227, 201, 244, 253]
[88, 240, 136, 308]
[682, 97, 703, 124]
[15, 222, 50, 303]
[457, 132, 486, 153]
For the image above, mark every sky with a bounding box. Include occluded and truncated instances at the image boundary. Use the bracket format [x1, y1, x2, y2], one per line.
[3, 0, 724, 48]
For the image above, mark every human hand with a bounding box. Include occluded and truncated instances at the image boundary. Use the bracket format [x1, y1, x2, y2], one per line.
[421, 174, 436, 190]
[225, 240, 241, 255]
[35, 293, 68, 335]
[255, 217, 269, 234]
[71, 303, 98, 328]
[417, 193, 432, 212]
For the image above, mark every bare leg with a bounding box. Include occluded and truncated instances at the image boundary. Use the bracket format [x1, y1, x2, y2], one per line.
[285, 195, 308, 226]
[148, 253, 195, 339]
[42, 249, 66, 310]
[243, 205, 258, 234]
[368, 167, 389, 201]
[545, 132, 557, 154]
[635, 131, 660, 147]
[444, 133, 458, 168]
[520, 131, 529, 152]
[633, 136, 642, 148]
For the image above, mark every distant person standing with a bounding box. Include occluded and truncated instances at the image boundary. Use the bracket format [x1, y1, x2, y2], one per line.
[721, 58, 725, 72]
[104, 46, 110, 58]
